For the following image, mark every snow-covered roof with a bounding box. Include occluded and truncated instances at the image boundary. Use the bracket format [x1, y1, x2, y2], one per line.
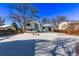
[0, 25, 11, 28]
[42, 24, 52, 27]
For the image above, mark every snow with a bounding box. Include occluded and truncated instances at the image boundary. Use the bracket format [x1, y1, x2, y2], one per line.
[42, 24, 53, 27]
[0, 33, 79, 56]
[35, 39, 77, 56]
[0, 25, 11, 28]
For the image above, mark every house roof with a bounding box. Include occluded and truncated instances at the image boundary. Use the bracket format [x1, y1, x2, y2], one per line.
[0, 25, 11, 28]
[42, 24, 52, 27]
[59, 22, 79, 26]
[59, 22, 79, 30]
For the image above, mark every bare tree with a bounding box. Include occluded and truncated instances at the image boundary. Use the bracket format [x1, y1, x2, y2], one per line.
[8, 3, 39, 31]
[41, 17, 50, 24]
[51, 16, 69, 29]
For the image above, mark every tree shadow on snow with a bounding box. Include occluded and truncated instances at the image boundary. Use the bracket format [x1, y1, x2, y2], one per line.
[0, 38, 78, 56]
[0, 40, 35, 56]
[35, 38, 77, 56]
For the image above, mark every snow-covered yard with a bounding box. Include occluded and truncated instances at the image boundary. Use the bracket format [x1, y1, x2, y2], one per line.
[0, 33, 79, 56]
[0, 33, 79, 42]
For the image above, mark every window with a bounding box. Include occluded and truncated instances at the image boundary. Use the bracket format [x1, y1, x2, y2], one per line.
[42, 27, 45, 29]
[26, 23, 31, 26]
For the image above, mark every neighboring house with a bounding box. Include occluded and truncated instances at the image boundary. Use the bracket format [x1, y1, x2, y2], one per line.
[42, 24, 54, 32]
[0, 25, 16, 30]
[59, 22, 69, 30]
[59, 22, 79, 30]
[26, 21, 55, 32]
[26, 21, 41, 32]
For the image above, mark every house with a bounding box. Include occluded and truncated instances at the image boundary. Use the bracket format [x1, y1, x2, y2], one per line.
[26, 21, 41, 32]
[58, 22, 79, 34]
[59, 22, 79, 30]
[41, 24, 54, 32]
[26, 20, 56, 32]
[59, 22, 70, 30]
[0, 25, 16, 30]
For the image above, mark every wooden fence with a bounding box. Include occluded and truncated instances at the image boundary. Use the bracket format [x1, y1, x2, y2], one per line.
[58, 29, 79, 35]
[0, 30, 25, 35]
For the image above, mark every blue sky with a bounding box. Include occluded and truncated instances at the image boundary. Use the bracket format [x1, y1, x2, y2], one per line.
[33, 3, 79, 20]
[0, 3, 79, 24]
